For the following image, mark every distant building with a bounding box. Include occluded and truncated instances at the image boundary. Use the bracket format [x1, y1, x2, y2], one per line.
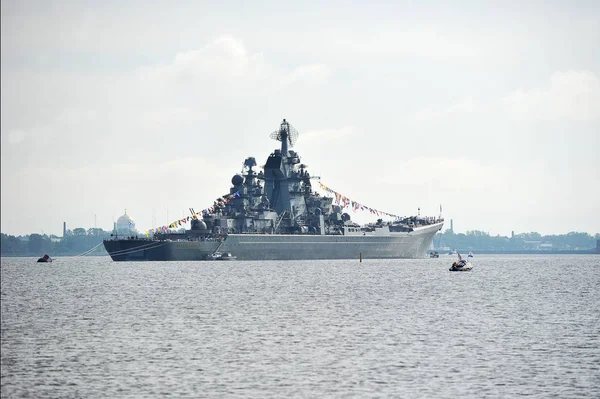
[116, 210, 137, 235]
[523, 240, 542, 250]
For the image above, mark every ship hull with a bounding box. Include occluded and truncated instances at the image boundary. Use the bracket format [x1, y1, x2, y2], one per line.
[104, 222, 442, 261]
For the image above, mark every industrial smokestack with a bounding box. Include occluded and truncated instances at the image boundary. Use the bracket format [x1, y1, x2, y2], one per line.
[63, 222, 67, 237]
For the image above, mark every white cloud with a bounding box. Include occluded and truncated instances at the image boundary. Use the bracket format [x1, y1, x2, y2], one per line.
[301, 126, 356, 144]
[376, 29, 478, 59]
[446, 97, 476, 114]
[1, 35, 334, 168]
[415, 97, 478, 121]
[139, 37, 270, 85]
[55, 107, 98, 127]
[504, 71, 600, 121]
[137, 36, 330, 95]
[414, 71, 600, 124]
[375, 157, 514, 192]
[273, 64, 331, 90]
[6, 130, 26, 144]
[139, 107, 207, 130]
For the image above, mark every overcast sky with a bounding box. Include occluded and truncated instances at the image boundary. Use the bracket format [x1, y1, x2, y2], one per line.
[2, 0, 599, 237]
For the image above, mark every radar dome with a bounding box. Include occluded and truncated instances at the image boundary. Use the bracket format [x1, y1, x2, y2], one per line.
[191, 218, 207, 230]
[341, 213, 351, 222]
[231, 174, 244, 186]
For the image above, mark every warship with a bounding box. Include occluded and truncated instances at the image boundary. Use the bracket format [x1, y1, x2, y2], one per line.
[104, 119, 444, 261]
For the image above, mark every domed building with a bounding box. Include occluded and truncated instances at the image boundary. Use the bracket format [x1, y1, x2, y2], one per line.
[115, 210, 137, 235]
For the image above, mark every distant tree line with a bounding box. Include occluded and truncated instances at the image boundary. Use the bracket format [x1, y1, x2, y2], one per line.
[435, 230, 599, 253]
[1, 228, 598, 257]
[1, 228, 112, 257]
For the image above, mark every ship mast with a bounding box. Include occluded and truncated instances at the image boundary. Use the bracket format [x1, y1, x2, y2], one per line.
[279, 119, 290, 156]
[266, 119, 302, 217]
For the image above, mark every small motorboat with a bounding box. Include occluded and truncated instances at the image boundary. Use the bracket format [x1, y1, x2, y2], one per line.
[37, 254, 52, 263]
[450, 260, 472, 271]
[219, 252, 237, 260]
[449, 253, 472, 271]
[468, 251, 474, 258]
[429, 251, 439, 258]
[208, 252, 237, 260]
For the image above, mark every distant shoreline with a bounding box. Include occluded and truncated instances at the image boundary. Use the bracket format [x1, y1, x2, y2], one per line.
[2, 251, 598, 259]
[438, 250, 598, 255]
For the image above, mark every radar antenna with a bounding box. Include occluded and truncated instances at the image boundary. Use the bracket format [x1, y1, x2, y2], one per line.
[270, 119, 299, 148]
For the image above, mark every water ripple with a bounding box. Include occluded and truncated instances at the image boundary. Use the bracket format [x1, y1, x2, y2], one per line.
[2, 255, 599, 398]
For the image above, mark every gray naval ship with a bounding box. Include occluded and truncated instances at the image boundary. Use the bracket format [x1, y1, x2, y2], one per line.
[104, 119, 444, 261]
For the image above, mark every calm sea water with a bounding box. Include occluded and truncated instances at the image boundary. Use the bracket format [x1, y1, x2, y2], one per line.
[1, 255, 599, 398]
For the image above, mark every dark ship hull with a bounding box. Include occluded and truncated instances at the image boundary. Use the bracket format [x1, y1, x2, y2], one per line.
[104, 222, 442, 261]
